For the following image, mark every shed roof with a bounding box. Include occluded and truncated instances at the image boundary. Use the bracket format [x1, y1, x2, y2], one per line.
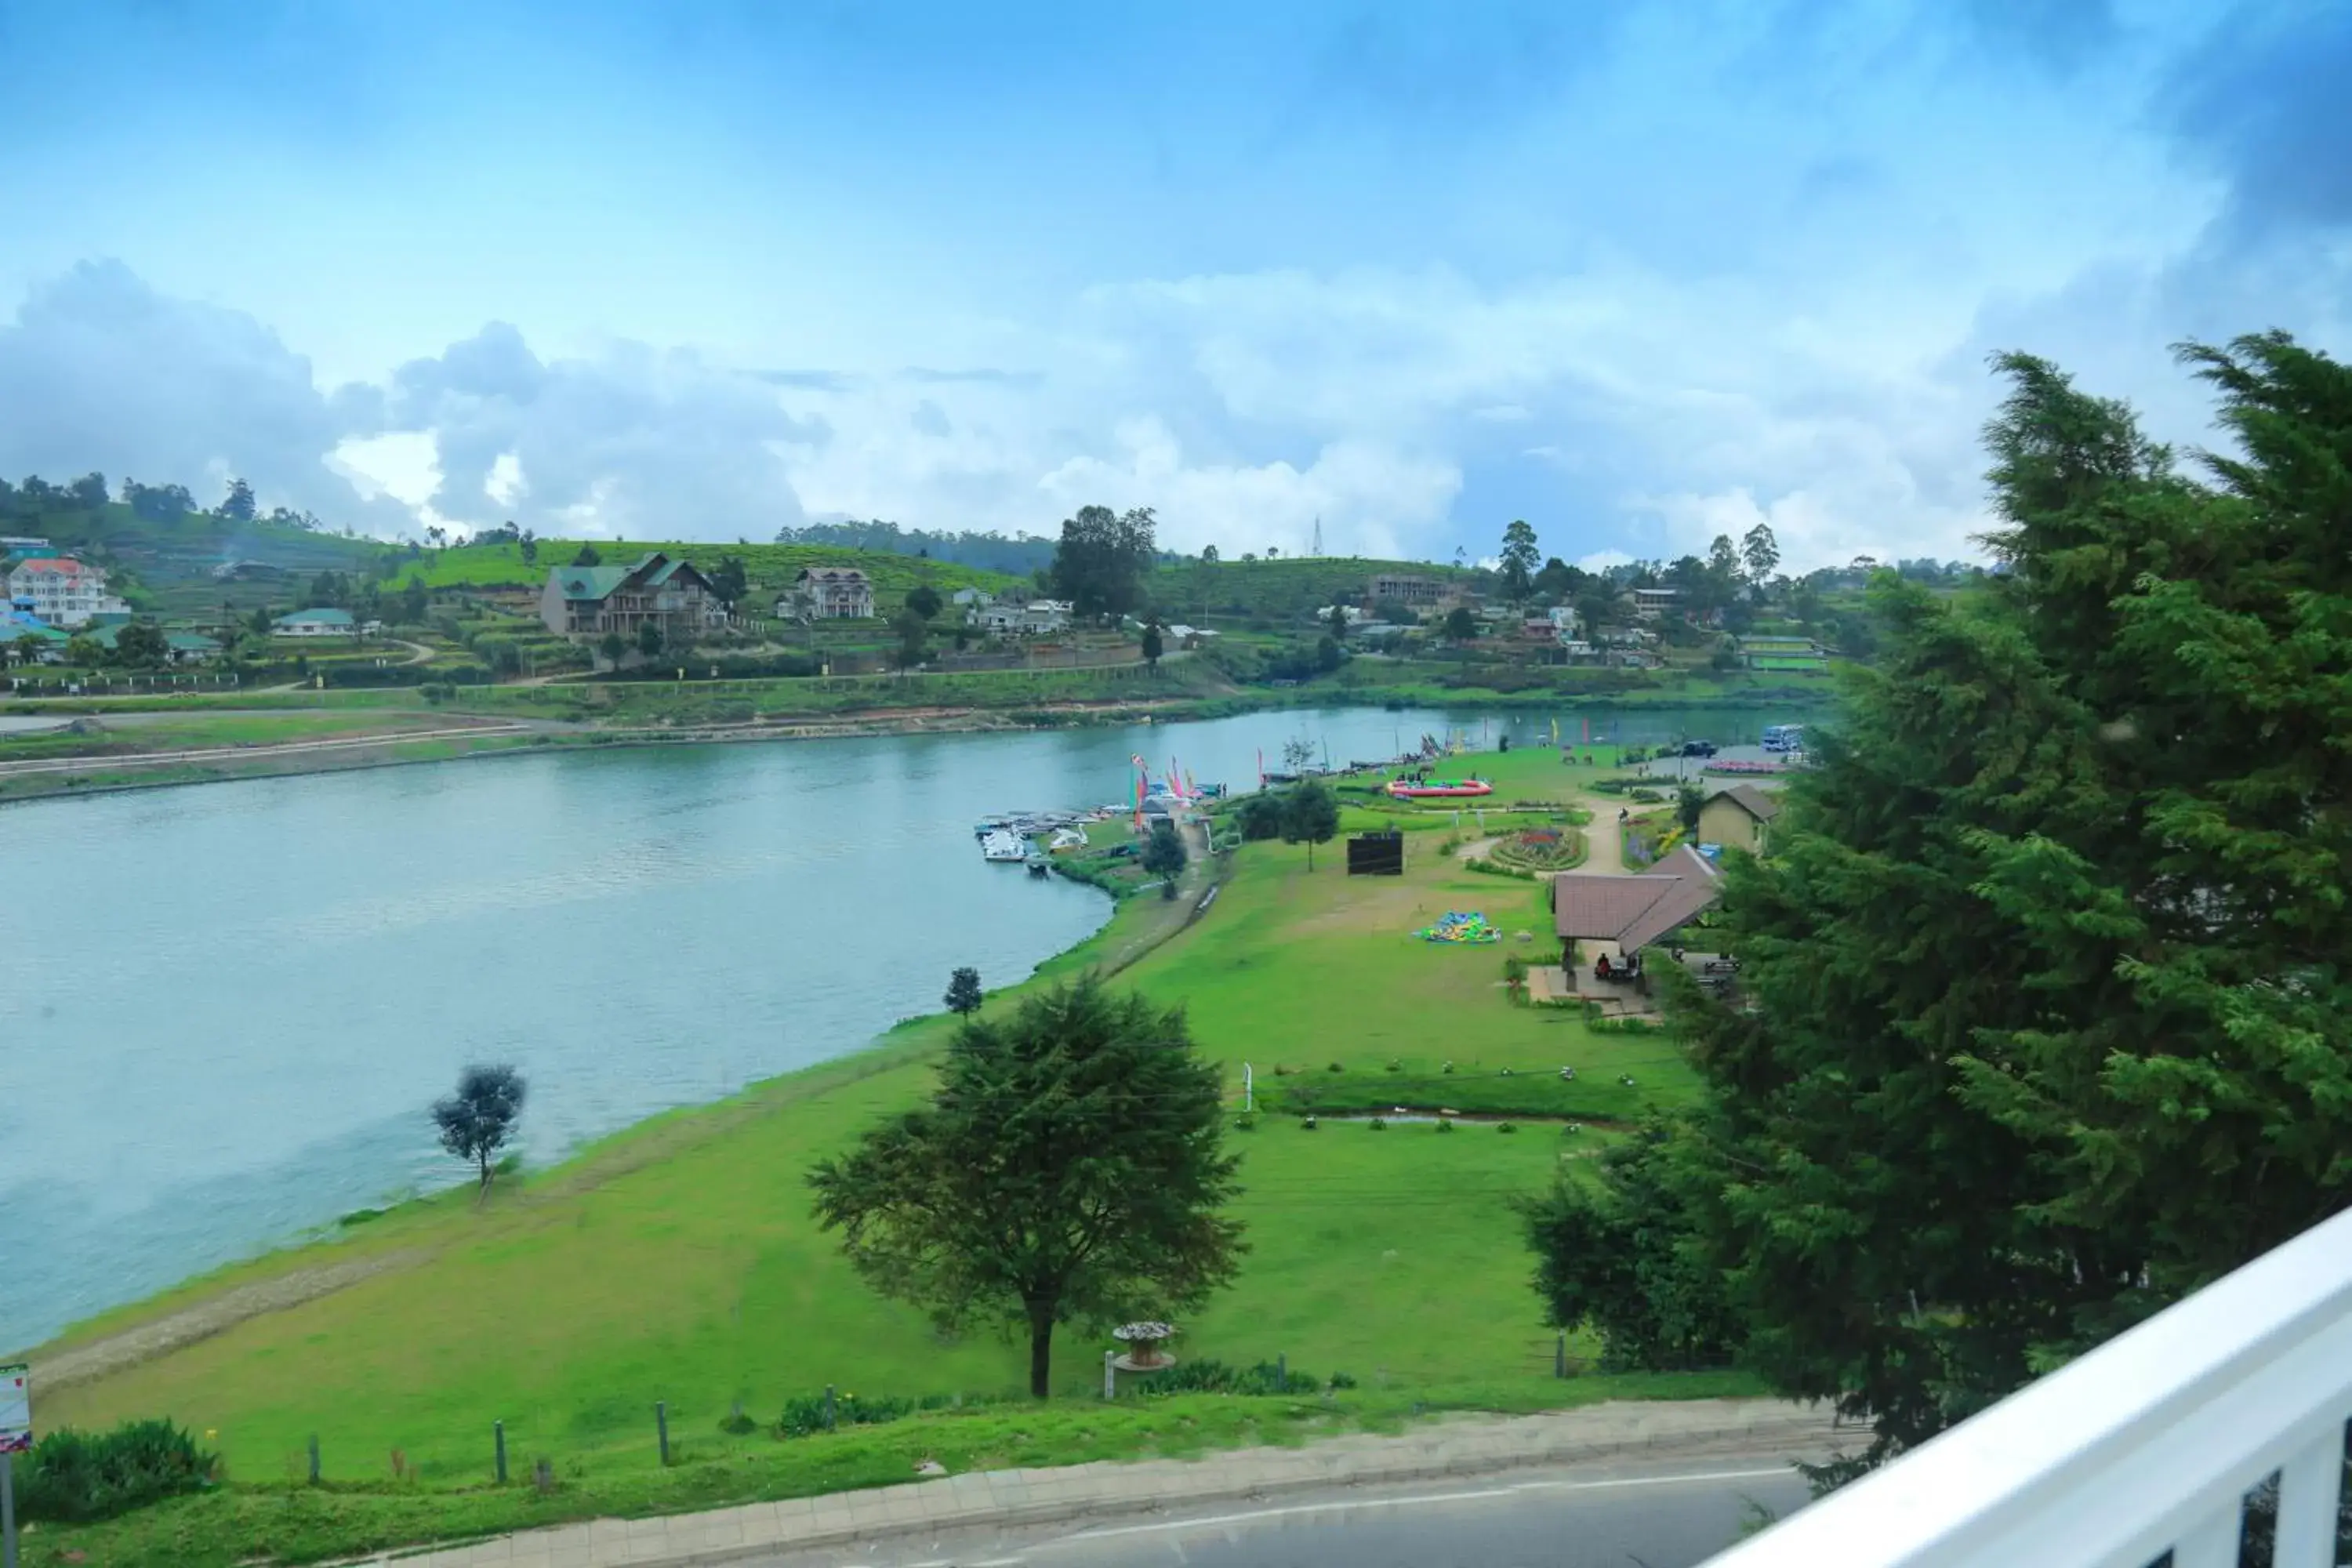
[1552, 844, 1725, 952]
[1707, 782, 1782, 822]
[274, 608, 355, 626]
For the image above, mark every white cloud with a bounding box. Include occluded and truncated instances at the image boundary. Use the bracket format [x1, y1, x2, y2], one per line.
[1031, 418, 1460, 559]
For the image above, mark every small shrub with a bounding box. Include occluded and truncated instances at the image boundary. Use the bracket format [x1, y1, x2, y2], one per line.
[1327, 1062, 1344, 1073]
[1497, 1122, 1519, 1134]
[1385, 1058, 1404, 1073]
[1301, 1115, 1319, 1131]
[1271, 1063, 1294, 1076]
[1233, 1113, 1259, 1131]
[11, 1419, 217, 1523]
[1369, 1117, 1388, 1131]
[717, 1409, 758, 1436]
[1328, 1370, 1359, 1390]
[1435, 1118, 1456, 1134]
[1441, 1060, 1456, 1074]
[778, 1391, 916, 1439]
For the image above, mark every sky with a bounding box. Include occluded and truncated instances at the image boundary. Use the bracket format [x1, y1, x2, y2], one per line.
[0, 0, 2346, 572]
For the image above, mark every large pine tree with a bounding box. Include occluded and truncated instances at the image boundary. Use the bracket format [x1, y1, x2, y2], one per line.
[1527, 334, 2352, 1468]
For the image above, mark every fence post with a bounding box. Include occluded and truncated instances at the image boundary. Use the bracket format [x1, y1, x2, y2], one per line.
[1277, 1353, 1287, 1393]
[494, 1420, 507, 1484]
[823, 1385, 836, 1431]
[1555, 1334, 1567, 1378]
[1104, 1350, 1116, 1401]
[308, 1433, 321, 1484]
[656, 1401, 670, 1466]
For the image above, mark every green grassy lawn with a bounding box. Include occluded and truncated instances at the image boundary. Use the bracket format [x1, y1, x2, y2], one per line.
[31, 759, 1697, 1499]
[0, 710, 465, 759]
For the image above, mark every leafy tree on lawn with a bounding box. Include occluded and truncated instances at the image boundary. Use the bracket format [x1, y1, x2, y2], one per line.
[1442, 606, 1477, 642]
[637, 619, 663, 659]
[1498, 519, 1540, 604]
[518, 529, 539, 565]
[112, 622, 169, 668]
[1325, 604, 1349, 641]
[64, 633, 100, 667]
[810, 977, 1246, 1398]
[572, 543, 602, 567]
[1234, 791, 1286, 841]
[1142, 820, 1189, 898]
[432, 1064, 527, 1195]
[220, 477, 256, 522]
[1141, 622, 1163, 668]
[1520, 1123, 1742, 1371]
[599, 630, 626, 668]
[891, 607, 930, 669]
[1526, 332, 2352, 1481]
[903, 583, 943, 621]
[1280, 779, 1341, 869]
[1046, 504, 1156, 621]
[944, 966, 984, 1017]
[1675, 781, 1704, 833]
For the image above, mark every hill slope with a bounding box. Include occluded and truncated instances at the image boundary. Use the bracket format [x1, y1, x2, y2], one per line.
[397, 539, 1029, 610]
[0, 499, 392, 615]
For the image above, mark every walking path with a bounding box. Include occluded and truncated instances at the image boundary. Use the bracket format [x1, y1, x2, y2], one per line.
[385, 1398, 1841, 1567]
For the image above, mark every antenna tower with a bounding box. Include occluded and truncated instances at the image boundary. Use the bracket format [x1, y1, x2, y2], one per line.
[1312, 515, 1323, 557]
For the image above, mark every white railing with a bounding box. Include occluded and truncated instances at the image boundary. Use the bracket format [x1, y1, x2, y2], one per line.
[1707, 1205, 2352, 1568]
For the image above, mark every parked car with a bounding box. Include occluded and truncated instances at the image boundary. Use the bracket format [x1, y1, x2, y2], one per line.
[1681, 740, 1718, 757]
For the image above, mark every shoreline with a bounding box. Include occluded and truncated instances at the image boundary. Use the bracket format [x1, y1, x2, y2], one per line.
[9, 822, 1221, 1370]
[0, 681, 1828, 808]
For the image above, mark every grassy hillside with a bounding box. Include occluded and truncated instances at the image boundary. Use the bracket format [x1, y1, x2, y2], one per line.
[397, 539, 1028, 610]
[30, 750, 1692, 1537]
[1149, 555, 1473, 621]
[0, 500, 391, 615]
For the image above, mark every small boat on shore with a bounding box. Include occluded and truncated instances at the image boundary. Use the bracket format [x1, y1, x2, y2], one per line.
[981, 829, 1030, 862]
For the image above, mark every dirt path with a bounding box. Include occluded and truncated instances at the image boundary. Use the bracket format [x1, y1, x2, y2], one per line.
[1572, 794, 1630, 875]
[29, 1250, 427, 1390]
[0, 721, 531, 779]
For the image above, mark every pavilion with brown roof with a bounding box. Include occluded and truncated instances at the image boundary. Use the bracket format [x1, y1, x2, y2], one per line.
[1550, 844, 1725, 961]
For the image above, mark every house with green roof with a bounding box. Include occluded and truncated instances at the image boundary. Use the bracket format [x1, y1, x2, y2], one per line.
[539, 552, 723, 641]
[82, 623, 223, 665]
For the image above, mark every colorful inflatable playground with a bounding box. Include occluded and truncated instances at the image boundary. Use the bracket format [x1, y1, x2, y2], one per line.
[1417, 910, 1501, 944]
[1385, 778, 1494, 800]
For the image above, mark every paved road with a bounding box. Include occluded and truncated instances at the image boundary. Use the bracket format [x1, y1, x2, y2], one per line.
[749, 1454, 1812, 1568]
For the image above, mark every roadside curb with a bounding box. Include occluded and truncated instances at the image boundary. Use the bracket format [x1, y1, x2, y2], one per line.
[385, 1400, 1844, 1566]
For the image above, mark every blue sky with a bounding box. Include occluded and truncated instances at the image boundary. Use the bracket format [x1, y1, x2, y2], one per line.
[0, 0, 2345, 568]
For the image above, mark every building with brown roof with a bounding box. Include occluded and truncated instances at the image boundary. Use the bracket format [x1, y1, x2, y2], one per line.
[1550, 844, 1724, 963]
[1698, 782, 1781, 855]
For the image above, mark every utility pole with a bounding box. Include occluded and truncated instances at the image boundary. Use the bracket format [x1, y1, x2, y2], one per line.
[1311, 516, 1323, 557]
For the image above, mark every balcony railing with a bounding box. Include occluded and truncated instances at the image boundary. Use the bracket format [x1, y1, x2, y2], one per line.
[1707, 1205, 2352, 1568]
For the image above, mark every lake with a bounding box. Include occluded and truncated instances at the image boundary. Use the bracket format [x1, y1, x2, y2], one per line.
[0, 700, 1806, 1349]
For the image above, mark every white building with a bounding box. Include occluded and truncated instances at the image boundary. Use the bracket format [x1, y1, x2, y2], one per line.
[952, 586, 996, 613]
[1632, 586, 1679, 620]
[5, 556, 128, 627]
[1020, 600, 1073, 634]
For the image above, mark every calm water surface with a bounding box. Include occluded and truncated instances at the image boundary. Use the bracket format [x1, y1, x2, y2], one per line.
[0, 702, 1800, 1348]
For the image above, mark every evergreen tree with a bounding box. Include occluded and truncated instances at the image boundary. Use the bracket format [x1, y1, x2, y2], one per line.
[1527, 333, 2352, 1474]
[943, 966, 984, 1017]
